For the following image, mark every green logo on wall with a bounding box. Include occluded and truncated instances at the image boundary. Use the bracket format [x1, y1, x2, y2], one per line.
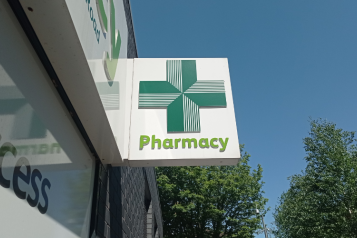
[139, 60, 227, 133]
[96, 0, 121, 81]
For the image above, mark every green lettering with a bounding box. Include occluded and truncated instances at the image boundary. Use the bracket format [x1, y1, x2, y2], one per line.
[50, 143, 61, 154]
[140, 135, 150, 149]
[16, 145, 29, 155]
[163, 139, 173, 149]
[0, 144, 17, 156]
[151, 135, 161, 149]
[175, 138, 181, 148]
[210, 138, 219, 148]
[219, 138, 229, 152]
[199, 138, 209, 148]
[182, 138, 197, 148]
[38, 144, 49, 154]
[30, 145, 37, 155]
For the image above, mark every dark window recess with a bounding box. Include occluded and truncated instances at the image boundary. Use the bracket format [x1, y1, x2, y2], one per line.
[144, 176, 152, 212]
[154, 218, 158, 237]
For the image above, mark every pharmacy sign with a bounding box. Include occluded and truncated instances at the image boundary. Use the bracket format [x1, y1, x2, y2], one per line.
[128, 58, 240, 167]
[139, 60, 227, 132]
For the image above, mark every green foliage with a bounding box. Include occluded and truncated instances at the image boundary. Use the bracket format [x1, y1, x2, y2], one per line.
[156, 146, 268, 238]
[274, 119, 357, 238]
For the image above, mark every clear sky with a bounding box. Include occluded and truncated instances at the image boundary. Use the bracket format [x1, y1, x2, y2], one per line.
[130, 1, 357, 236]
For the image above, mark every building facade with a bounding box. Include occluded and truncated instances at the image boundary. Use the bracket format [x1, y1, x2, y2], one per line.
[0, 0, 163, 237]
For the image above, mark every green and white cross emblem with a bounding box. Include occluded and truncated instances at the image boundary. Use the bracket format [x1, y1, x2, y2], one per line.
[139, 60, 227, 133]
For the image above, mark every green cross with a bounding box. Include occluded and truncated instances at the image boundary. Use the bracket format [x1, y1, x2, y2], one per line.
[139, 60, 227, 133]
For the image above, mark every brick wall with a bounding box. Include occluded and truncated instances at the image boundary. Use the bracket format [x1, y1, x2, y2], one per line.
[93, 164, 163, 238]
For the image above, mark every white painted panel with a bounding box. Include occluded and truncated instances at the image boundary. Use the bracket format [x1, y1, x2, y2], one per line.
[19, 0, 130, 164]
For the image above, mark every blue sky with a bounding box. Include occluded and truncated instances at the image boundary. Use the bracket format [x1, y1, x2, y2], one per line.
[130, 0, 357, 236]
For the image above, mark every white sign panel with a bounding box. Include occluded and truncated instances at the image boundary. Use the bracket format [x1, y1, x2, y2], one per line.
[19, 0, 131, 164]
[127, 58, 240, 166]
[65, 0, 130, 160]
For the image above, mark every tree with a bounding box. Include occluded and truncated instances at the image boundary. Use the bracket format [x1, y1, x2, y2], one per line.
[156, 146, 268, 238]
[274, 119, 357, 238]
